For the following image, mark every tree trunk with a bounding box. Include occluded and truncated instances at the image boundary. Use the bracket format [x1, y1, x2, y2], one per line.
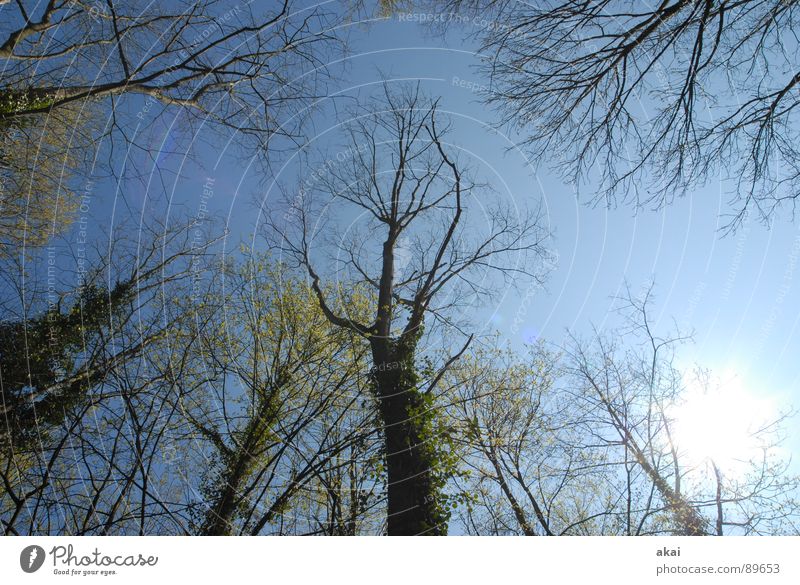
[201, 443, 254, 536]
[370, 340, 446, 536]
[201, 394, 278, 535]
[628, 441, 706, 536]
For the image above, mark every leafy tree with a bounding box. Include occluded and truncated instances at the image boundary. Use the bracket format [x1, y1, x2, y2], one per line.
[277, 84, 550, 534]
[445, 343, 602, 536]
[0, 219, 201, 534]
[0, 103, 95, 252]
[181, 255, 381, 535]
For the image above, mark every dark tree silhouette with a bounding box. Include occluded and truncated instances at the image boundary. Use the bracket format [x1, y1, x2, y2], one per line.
[0, 0, 346, 158]
[276, 84, 549, 535]
[438, 0, 800, 229]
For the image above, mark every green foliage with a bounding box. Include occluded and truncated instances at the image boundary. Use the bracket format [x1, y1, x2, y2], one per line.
[0, 280, 136, 449]
[0, 89, 56, 116]
[0, 94, 96, 253]
[184, 253, 377, 534]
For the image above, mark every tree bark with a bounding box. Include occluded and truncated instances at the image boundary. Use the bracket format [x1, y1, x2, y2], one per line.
[370, 340, 446, 536]
[201, 423, 262, 536]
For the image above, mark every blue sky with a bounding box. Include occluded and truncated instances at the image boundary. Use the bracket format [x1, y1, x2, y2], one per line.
[69, 5, 800, 460]
[316, 12, 800, 426]
[299, 10, 800, 455]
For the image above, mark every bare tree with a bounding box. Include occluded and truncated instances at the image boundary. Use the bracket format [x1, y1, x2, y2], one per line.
[275, 84, 550, 535]
[0, 1, 343, 146]
[561, 283, 800, 535]
[443, 285, 800, 536]
[436, 0, 800, 229]
[563, 310, 708, 535]
[446, 341, 670, 536]
[0, 1, 348, 267]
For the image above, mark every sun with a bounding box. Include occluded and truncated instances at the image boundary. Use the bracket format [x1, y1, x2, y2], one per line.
[670, 368, 777, 472]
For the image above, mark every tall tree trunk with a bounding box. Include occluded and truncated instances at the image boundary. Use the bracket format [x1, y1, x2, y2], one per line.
[201, 391, 279, 536]
[625, 437, 706, 536]
[201, 436, 256, 536]
[370, 340, 446, 536]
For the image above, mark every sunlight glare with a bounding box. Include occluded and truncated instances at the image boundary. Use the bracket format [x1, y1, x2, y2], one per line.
[671, 368, 777, 472]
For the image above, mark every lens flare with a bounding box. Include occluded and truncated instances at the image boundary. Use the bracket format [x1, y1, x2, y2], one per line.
[670, 369, 777, 472]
